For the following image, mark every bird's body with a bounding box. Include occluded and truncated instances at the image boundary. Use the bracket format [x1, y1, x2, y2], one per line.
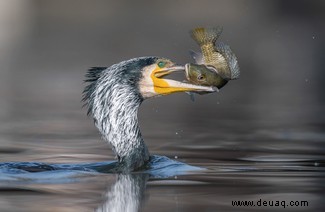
[83, 57, 214, 172]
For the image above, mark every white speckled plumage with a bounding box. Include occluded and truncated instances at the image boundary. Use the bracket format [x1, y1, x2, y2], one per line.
[83, 57, 158, 171]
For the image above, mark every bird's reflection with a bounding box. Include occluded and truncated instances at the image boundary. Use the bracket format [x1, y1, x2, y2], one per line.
[96, 174, 149, 212]
[95, 155, 201, 212]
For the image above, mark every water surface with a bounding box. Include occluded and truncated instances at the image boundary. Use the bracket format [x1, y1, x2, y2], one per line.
[0, 113, 324, 212]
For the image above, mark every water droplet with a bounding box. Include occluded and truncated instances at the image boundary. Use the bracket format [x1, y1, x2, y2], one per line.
[217, 101, 220, 105]
[174, 156, 178, 159]
[175, 132, 178, 135]
[312, 36, 315, 39]
[305, 78, 309, 83]
[314, 162, 319, 167]
[174, 175, 178, 179]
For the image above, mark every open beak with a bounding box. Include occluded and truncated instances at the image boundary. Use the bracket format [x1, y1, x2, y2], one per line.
[153, 65, 216, 94]
[154, 66, 185, 78]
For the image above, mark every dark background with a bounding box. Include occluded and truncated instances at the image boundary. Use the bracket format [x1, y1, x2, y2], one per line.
[0, 0, 324, 161]
[0, 1, 324, 211]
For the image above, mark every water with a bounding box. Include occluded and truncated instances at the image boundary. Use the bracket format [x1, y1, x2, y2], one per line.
[0, 113, 324, 212]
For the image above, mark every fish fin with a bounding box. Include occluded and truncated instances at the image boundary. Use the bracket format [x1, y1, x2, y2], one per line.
[215, 42, 240, 79]
[190, 27, 223, 46]
[189, 50, 204, 64]
[185, 92, 195, 102]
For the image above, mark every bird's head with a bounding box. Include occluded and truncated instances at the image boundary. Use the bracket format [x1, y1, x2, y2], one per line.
[138, 57, 215, 98]
[83, 57, 215, 115]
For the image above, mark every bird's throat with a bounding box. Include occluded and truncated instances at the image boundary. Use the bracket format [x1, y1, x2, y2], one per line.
[92, 83, 149, 172]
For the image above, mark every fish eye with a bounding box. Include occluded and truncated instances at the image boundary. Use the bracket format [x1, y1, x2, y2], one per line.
[197, 74, 205, 81]
[158, 61, 166, 68]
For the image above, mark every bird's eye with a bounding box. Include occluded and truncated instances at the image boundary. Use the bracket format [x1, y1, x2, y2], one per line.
[197, 74, 205, 81]
[158, 61, 166, 68]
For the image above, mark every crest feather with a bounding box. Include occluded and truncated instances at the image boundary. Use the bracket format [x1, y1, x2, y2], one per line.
[82, 67, 107, 115]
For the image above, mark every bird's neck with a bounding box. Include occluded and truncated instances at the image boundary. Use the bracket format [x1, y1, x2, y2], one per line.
[92, 86, 149, 171]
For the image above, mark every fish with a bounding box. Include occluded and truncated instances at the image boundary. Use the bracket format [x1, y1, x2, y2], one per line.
[188, 27, 240, 83]
[185, 63, 228, 89]
[184, 63, 222, 101]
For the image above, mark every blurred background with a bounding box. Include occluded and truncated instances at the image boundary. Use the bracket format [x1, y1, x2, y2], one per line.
[0, 0, 324, 161]
[0, 1, 324, 211]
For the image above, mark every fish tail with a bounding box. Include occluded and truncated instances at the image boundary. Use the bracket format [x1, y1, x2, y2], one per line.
[190, 27, 223, 46]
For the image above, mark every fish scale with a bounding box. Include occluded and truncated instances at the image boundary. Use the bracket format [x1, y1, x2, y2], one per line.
[200, 43, 230, 79]
[190, 27, 239, 80]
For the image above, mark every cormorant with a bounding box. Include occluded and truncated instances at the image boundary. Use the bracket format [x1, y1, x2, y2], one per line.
[83, 57, 214, 172]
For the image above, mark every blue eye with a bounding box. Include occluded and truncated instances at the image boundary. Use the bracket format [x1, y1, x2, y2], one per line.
[158, 61, 166, 68]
